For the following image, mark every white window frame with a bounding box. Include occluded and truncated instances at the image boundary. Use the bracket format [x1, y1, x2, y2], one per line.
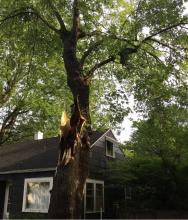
[3, 182, 10, 219]
[22, 177, 53, 213]
[105, 137, 116, 158]
[84, 179, 104, 214]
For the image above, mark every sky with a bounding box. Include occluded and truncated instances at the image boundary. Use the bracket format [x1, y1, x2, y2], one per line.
[116, 2, 188, 143]
[115, 96, 139, 143]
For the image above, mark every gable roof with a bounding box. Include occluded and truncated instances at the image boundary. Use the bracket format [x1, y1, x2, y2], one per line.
[90, 129, 110, 147]
[0, 130, 107, 174]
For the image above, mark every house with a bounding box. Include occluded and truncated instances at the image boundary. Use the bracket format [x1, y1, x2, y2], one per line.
[0, 129, 124, 219]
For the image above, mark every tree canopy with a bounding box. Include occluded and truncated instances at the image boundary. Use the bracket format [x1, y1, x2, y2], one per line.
[0, 26, 72, 144]
[106, 102, 188, 214]
[0, 0, 188, 218]
[1, 0, 187, 144]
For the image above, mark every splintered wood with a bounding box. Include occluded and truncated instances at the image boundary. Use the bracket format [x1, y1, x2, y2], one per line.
[58, 97, 85, 166]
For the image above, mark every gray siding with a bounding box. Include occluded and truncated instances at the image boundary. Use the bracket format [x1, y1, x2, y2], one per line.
[0, 129, 124, 218]
[89, 130, 124, 178]
[0, 181, 6, 218]
[6, 171, 53, 219]
[105, 130, 124, 160]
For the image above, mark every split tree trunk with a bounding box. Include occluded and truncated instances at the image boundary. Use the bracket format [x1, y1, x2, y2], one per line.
[48, 31, 91, 218]
[48, 91, 90, 218]
[48, 138, 90, 218]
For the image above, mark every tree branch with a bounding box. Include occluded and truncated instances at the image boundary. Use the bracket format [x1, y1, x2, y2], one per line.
[47, 0, 67, 33]
[86, 56, 115, 77]
[0, 8, 59, 34]
[102, 32, 136, 45]
[80, 40, 103, 68]
[76, 30, 106, 40]
[0, 37, 36, 107]
[144, 40, 188, 62]
[0, 73, 19, 107]
[79, 30, 99, 38]
[140, 48, 165, 66]
[149, 38, 188, 51]
[72, 0, 79, 33]
[0, 105, 28, 145]
[144, 22, 188, 41]
[70, 0, 83, 42]
[0, 107, 20, 142]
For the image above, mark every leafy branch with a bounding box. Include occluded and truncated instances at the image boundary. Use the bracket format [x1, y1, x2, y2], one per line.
[47, 0, 67, 33]
[144, 21, 188, 41]
[0, 106, 27, 145]
[0, 7, 60, 34]
[80, 40, 103, 68]
[86, 56, 115, 77]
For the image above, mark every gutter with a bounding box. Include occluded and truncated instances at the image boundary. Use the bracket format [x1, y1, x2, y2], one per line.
[0, 167, 56, 174]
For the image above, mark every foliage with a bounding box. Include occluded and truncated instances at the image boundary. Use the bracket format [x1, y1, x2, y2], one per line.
[1, 0, 187, 146]
[0, 1, 188, 218]
[107, 155, 188, 210]
[105, 34, 188, 209]
[106, 101, 188, 210]
[0, 25, 72, 145]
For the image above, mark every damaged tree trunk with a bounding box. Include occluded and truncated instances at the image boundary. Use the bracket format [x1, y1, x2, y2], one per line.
[48, 25, 91, 218]
[48, 77, 90, 219]
[48, 127, 90, 218]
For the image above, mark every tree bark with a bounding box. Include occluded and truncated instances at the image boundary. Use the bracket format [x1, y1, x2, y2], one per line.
[48, 32, 91, 219]
[48, 139, 89, 218]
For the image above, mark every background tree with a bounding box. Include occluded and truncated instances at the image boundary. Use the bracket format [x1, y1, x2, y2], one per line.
[106, 104, 188, 215]
[0, 0, 188, 218]
[0, 24, 72, 145]
[105, 54, 188, 216]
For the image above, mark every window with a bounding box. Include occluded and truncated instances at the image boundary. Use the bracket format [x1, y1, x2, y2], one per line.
[22, 177, 53, 213]
[106, 140, 114, 157]
[96, 183, 103, 211]
[86, 182, 94, 211]
[85, 179, 104, 213]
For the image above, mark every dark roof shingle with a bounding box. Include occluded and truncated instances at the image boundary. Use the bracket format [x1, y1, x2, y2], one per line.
[0, 130, 107, 173]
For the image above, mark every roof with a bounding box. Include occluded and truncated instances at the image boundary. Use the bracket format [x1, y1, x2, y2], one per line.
[0, 130, 107, 173]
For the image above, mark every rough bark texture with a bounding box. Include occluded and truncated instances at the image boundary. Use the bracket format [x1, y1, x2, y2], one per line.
[48, 75, 90, 219]
[48, 17, 91, 218]
[48, 139, 89, 218]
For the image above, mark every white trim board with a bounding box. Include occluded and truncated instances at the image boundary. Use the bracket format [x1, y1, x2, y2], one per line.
[105, 135, 119, 144]
[3, 182, 10, 219]
[0, 167, 56, 175]
[105, 139, 115, 158]
[90, 129, 111, 148]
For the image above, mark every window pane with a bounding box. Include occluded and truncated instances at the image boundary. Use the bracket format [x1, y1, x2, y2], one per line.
[26, 181, 50, 210]
[106, 140, 113, 156]
[96, 184, 103, 211]
[86, 183, 94, 211]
